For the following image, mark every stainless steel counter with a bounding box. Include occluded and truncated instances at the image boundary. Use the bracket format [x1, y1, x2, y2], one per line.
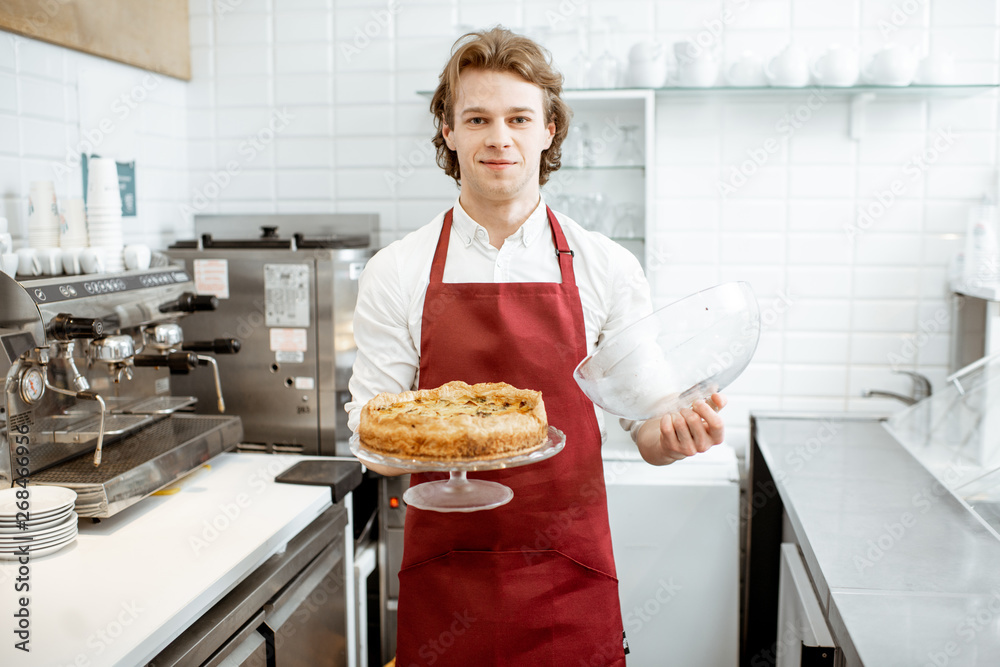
[749, 413, 1000, 667]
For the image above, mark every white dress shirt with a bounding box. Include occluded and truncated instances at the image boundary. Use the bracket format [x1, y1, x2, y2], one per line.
[346, 197, 653, 442]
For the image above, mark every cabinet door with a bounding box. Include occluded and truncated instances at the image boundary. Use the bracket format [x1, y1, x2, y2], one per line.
[777, 543, 842, 667]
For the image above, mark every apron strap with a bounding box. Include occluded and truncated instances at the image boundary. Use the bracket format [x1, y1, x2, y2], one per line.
[428, 205, 578, 287]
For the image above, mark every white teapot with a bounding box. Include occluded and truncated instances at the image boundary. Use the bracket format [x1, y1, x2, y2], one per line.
[765, 44, 810, 87]
[864, 44, 918, 86]
[674, 41, 720, 87]
[811, 44, 859, 87]
[726, 51, 766, 87]
[627, 41, 668, 88]
[915, 52, 956, 85]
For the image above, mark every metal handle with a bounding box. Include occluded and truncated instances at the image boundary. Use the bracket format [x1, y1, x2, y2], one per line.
[197, 354, 226, 413]
[44, 380, 106, 467]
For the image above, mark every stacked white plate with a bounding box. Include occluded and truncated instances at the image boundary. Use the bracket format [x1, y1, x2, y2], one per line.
[0, 486, 79, 559]
[86, 158, 125, 272]
[28, 181, 61, 249]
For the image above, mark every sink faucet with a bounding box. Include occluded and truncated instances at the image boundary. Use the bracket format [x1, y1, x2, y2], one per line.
[862, 370, 932, 406]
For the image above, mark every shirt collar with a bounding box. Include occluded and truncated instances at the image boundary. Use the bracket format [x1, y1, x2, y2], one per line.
[451, 197, 549, 249]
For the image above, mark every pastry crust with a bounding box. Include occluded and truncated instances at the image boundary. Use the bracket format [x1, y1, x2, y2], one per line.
[358, 381, 548, 461]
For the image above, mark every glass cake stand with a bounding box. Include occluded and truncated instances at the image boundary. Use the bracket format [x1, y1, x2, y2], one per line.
[350, 426, 566, 512]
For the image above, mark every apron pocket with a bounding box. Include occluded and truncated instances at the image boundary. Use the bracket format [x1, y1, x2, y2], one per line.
[395, 550, 624, 667]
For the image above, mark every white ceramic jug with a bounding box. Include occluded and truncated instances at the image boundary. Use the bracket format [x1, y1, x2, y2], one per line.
[627, 41, 668, 88]
[864, 44, 918, 86]
[675, 41, 720, 87]
[726, 51, 766, 87]
[765, 44, 810, 87]
[811, 44, 860, 87]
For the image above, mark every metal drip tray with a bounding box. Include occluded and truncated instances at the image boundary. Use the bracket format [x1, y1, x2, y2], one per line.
[35, 413, 157, 444]
[31, 414, 243, 518]
[119, 395, 197, 415]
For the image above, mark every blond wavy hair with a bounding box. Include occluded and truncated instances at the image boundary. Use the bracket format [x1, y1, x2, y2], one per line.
[430, 27, 571, 187]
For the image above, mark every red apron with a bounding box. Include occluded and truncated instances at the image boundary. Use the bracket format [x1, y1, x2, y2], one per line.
[395, 207, 626, 667]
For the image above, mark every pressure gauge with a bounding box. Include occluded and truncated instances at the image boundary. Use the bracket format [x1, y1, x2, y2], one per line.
[19, 367, 46, 404]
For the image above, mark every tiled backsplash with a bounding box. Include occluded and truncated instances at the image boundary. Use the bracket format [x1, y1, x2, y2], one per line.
[1, 0, 999, 456]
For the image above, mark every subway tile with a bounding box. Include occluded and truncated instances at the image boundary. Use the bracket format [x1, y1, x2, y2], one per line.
[215, 46, 273, 77]
[721, 31, 793, 63]
[861, 0, 929, 29]
[216, 76, 272, 107]
[16, 39, 65, 80]
[784, 299, 852, 332]
[276, 44, 334, 74]
[789, 165, 855, 198]
[277, 200, 335, 213]
[276, 137, 333, 168]
[0, 113, 18, 154]
[187, 109, 216, 140]
[786, 266, 852, 297]
[648, 265, 721, 304]
[720, 232, 784, 264]
[215, 14, 272, 46]
[787, 232, 852, 265]
[457, 1, 522, 30]
[394, 37, 454, 73]
[19, 76, 65, 121]
[334, 136, 394, 167]
[729, 0, 792, 30]
[335, 72, 393, 104]
[215, 107, 281, 138]
[930, 28, 1000, 61]
[862, 99, 927, 133]
[391, 198, 452, 231]
[396, 4, 455, 38]
[790, 133, 856, 164]
[0, 72, 16, 113]
[654, 199, 721, 231]
[335, 167, 394, 199]
[921, 234, 963, 265]
[0, 33, 14, 70]
[722, 102, 789, 134]
[729, 364, 782, 396]
[720, 165, 788, 199]
[653, 1, 725, 33]
[395, 167, 461, 199]
[924, 202, 973, 234]
[854, 233, 922, 265]
[393, 102, 434, 136]
[753, 332, 786, 364]
[276, 169, 334, 199]
[657, 166, 722, 198]
[858, 131, 927, 165]
[792, 0, 858, 28]
[656, 100, 722, 134]
[190, 15, 214, 48]
[784, 332, 850, 364]
[276, 12, 333, 42]
[211, 168, 275, 201]
[853, 267, 921, 299]
[19, 117, 66, 158]
[190, 46, 214, 79]
[857, 165, 925, 200]
[788, 199, 854, 231]
[850, 333, 908, 365]
[276, 74, 333, 105]
[720, 266, 787, 298]
[721, 199, 787, 231]
[930, 97, 999, 132]
[780, 97, 849, 135]
[925, 166, 998, 199]
[277, 105, 332, 137]
[782, 365, 848, 397]
[334, 7, 395, 41]
[852, 300, 918, 333]
[721, 134, 788, 166]
[392, 136, 440, 173]
[928, 131, 997, 165]
[851, 199, 922, 235]
[395, 70, 438, 102]
[187, 139, 216, 171]
[190, 0, 213, 16]
[280, 0, 333, 9]
[782, 396, 848, 412]
[931, 0, 998, 27]
[338, 38, 392, 72]
[657, 133, 721, 165]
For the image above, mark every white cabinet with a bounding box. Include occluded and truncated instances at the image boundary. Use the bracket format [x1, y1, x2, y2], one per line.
[544, 89, 654, 269]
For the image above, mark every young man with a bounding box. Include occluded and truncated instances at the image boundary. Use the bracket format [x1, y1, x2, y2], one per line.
[348, 27, 726, 666]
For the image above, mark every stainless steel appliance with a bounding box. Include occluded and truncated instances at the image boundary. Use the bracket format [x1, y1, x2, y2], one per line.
[0, 267, 243, 517]
[378, 474, 409, 661]
[166, 214, 376, 457]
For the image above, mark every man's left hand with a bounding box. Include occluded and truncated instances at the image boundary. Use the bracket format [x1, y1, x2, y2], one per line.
[636, 393, 727, 465]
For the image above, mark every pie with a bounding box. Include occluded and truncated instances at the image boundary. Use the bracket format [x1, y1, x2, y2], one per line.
[358, 381, 548, 461]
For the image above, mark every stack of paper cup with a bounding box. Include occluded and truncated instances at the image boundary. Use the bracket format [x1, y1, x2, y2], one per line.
[60, 198, 88, 247]
[28, 181, 61, 249]
[86, 158, 124, 272]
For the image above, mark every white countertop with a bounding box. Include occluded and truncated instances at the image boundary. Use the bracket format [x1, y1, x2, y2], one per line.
[0, 453, 332, 667]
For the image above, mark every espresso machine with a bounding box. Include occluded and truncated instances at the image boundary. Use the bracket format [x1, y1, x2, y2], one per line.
[0, 266, 243, 517]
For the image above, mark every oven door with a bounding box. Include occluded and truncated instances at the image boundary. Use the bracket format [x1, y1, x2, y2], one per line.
[264, 535, 348, 666]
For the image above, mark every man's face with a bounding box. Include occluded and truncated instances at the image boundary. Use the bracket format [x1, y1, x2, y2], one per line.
[442, 68, 556, 206]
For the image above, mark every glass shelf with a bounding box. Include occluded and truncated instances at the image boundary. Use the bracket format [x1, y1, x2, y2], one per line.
[560, 165, 644, 171]
[562, 84, 999, 97]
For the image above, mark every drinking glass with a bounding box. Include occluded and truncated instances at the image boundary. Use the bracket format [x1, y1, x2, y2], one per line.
[616, 125, 643, 166]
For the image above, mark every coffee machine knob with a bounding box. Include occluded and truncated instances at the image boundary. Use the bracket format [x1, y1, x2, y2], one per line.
[48, 313, 104, 341]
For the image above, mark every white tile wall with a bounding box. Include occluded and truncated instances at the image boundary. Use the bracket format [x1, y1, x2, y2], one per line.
[1, 0, 998, 459]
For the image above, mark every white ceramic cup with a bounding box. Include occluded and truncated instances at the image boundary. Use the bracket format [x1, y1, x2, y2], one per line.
[79, 248, 106, 274]
[15, 248, 41, 276]
[123, 244, 151, 271]
[0, 253, 17, 278]
[0, 232, 12, 255]
[36, 247, 62, 275]
[61, 247, 83, 275]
